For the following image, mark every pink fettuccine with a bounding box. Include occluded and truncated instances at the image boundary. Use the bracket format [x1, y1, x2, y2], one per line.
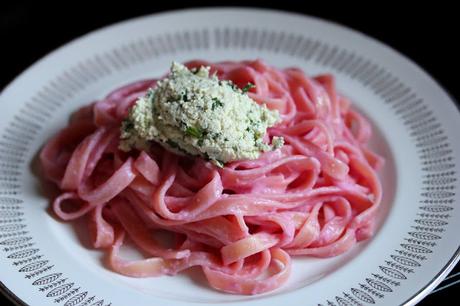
[40, 60, 383, 295]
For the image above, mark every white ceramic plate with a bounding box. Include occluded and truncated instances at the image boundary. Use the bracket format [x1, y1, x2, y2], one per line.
[1, 8, 459, 306]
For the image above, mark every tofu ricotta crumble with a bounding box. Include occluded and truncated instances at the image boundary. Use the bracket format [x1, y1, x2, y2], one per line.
[120, 62, 283, 166]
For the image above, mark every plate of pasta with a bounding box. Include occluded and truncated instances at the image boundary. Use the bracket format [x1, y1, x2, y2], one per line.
[0, 8, 459, 306]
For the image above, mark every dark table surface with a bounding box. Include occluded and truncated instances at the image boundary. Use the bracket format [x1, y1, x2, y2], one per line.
[1, 1, 459, 305]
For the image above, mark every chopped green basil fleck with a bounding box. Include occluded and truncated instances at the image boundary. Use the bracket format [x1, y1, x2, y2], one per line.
[212, 159, 225, 168]
[212, 98, 223, 110]
[242, 82, 255, 93]
[186, 126, 203, 138]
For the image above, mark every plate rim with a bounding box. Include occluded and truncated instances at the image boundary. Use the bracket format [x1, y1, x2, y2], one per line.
[1, 6, 460, 306]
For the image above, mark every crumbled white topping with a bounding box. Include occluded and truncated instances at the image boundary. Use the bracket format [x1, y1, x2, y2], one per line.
[120, 62, 283, 165]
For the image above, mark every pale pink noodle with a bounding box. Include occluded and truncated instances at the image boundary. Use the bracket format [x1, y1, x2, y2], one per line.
[221, 232, 279, 265]
[60, 128, 108, 190]
[52, 192, 93, 221]
[88, 203, 114, 248]
[203, 248, 291, 295]
[134, 151, 160, 185]
[111, 198, 190, 259]
[78, 157, 137, 205]
[108, 231, 168, 277]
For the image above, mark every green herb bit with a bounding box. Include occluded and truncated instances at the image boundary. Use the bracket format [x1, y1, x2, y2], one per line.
[182, 90, 188, 102]
[212, 98, 223, 110]
[122, 120, 134, 131]
[212, 159, 225, 168]
[227, 81, 239, 92]
[186, 126, 204, 138]
[145, 88, 155, 99]
[242, 82, 256, 93]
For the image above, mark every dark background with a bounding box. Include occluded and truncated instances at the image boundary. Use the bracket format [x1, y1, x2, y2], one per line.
[1, 1, 458, 305]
